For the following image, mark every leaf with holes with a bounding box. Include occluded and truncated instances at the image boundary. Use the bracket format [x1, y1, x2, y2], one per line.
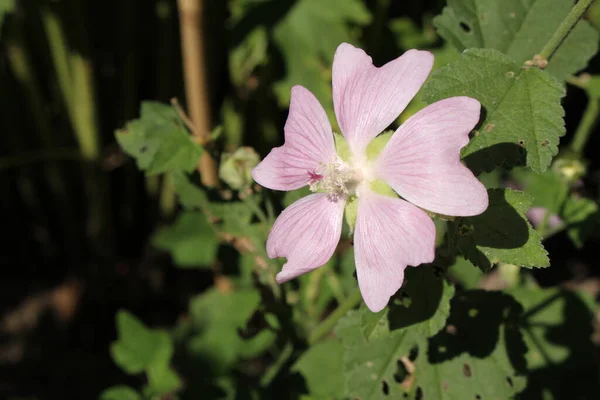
[508, 286, 600, 398]
[409, 290, 528, 399]
[360, 266, 455, 341]
[452, 189, 549, 271]
[423, 49, 565, 174]
[433, 0, 599, 80]
[337, 309, 417, 400]
[116, 102, 203, 175]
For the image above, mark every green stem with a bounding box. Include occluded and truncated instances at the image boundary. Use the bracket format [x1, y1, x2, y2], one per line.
[571, 97, 599, 154]
[259, 341, 293, 387]
[539, 0, 595, 61]
[308, 289, 362, 345]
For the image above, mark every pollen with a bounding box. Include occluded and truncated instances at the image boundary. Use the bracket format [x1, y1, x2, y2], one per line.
[308, 157, 362, 201]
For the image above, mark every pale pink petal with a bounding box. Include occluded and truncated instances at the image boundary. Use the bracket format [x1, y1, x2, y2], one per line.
[354, 191, 436, 312]
[376, 97, 488, 217]
[332, 43, 433, 153]
[267, 193, 344, 283]
[252, 85, 335, 191]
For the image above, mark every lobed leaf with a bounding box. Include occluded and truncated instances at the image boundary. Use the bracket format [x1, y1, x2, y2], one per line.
[452, 189, 549, 271]
[423, 49, 565, 173]
[152, 211, 218, 268]
[433, 0, 599, 80]
[110, 310, 173, 374]
[116, 102, 203, 175]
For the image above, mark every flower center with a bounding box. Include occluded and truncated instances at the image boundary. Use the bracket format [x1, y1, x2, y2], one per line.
[308, 157, 367, 201]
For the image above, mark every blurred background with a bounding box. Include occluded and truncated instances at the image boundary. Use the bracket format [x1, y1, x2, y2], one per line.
[1, 0, 600, 399]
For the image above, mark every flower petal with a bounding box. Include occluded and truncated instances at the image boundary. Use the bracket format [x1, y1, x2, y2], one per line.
[268, 193, 345, 283]
[376, 96, 488, 217]
[332, 43, 433, 153]
[252, 85, 335, 191]
[354, 191, 435, 312]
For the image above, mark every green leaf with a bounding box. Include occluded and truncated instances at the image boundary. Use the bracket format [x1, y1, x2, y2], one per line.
[172, 171, 210, 211]
[143, 363, 183, 398]
[508, 286, 600, 398]
[452, 189, 549, 271]
[110, 310, 173, 374]
[273, 0, 371, 111]
[415, 290, 527, 399]
[562, 195, 599, 248]
[433, 0, 599, 80]
[337, 310, 417, 400]
[229, 26, 268, 87]
[423, 49, 565, 174]
[447, 256, 483, 289]
[188, 288, 262, 374]
[360, 266, 455, 340]
[293, 339, 345, 399]
[152, 211, 218, 268]
[99, 386, 141, 400]
[0, 0, 14, 34]
[116, 101, 203, 175]
[511, 168, 568, 213]
[337, 291, 528, 400]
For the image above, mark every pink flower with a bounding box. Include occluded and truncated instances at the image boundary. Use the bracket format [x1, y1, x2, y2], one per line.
[252, 43, 488, 312]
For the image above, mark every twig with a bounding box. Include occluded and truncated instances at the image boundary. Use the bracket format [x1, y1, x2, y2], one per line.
[176, 0, 219, 187]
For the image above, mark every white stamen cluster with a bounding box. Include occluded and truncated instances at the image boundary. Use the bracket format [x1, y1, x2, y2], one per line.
[309, 157, 363, 201]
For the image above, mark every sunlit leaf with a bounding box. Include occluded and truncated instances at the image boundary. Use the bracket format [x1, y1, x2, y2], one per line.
[423, 49, 565, 174]
[433, 0, 599, 80]
[452, 189, 549, 271]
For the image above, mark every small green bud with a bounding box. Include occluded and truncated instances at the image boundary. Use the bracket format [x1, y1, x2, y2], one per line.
[219, 147, 260, 190]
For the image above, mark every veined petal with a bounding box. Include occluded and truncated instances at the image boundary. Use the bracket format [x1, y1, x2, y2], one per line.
[332, 43, 433, 154]
[376, 97, 488, 217]
[354, 191, 435, 312]
[252, 86, 335, 191]
[268, 193, 345, 283]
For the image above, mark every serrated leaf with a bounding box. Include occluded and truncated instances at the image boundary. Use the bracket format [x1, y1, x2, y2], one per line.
[99, 386, 141, 400]
[293, 339, 345, 399]
[414, 290, 527, 399]
[453, 189, 549, 271]
[143, 363, 183, 398]
[152, 211, 218, 268]
[188, 289, 262, 374]
[110, 310, 173, 374]
[273, 0, 370, 110]
[423, 49, 565, 174]
[360, 266, 455, 340]
[511, 168, 568, 213]
[433, 0, 599, 80]
[116, 101, 202, 175]
[338, 291, 528, 400]
[562, 195, 599, 248]
[171, 171, 210, 211]
[508, 286, 600, 398]
[337, 310, 417, 400]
